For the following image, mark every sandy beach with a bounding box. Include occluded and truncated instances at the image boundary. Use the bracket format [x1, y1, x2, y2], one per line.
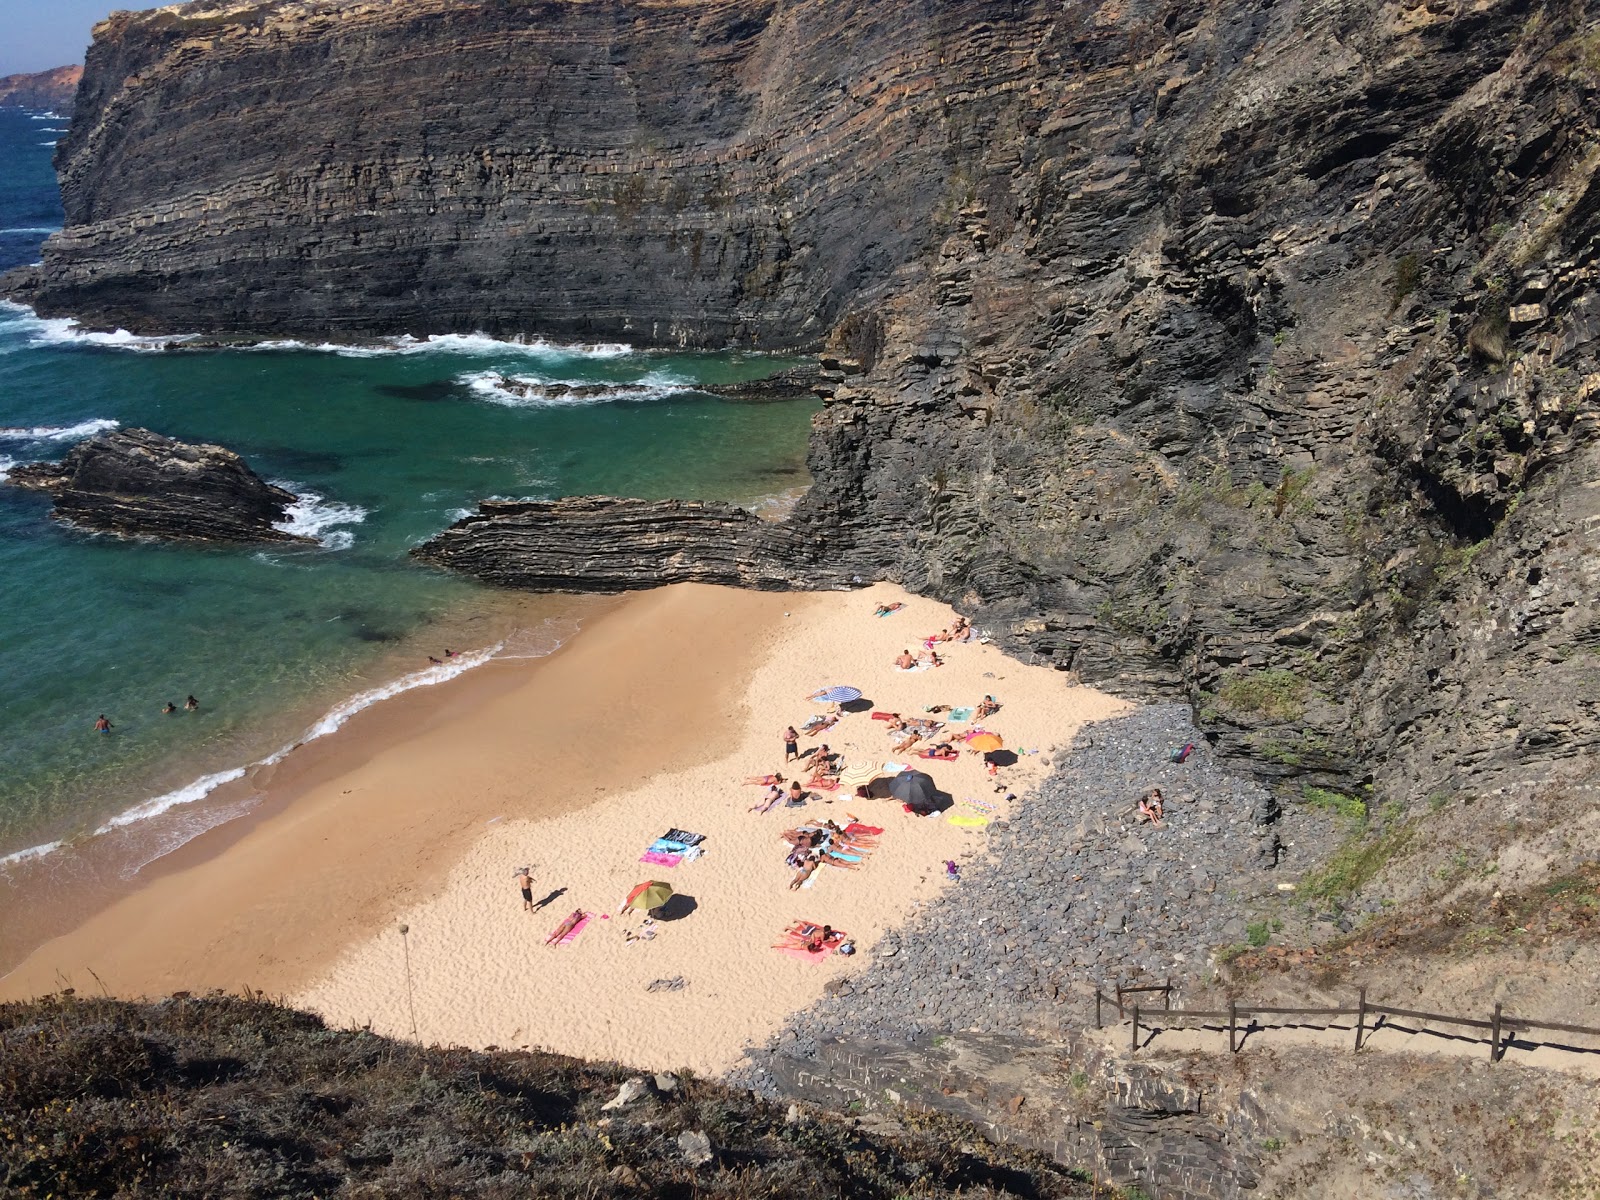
[2, 581, 1126, 1074]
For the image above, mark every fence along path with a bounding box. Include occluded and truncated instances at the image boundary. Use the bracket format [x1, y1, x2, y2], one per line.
[1094, 980, 1600, 1076]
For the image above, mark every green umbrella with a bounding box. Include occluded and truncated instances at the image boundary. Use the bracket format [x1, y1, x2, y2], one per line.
[625, 880, 674, 911]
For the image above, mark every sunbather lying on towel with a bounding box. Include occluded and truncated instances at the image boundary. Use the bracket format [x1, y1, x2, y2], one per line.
[545, 909, 587, 945]
[920, 743, 959, 761]
[749, 784, 784, 814]
[744, 773, 785, 786]
[874, 602, 904, 616]
[790, 854, 822, 889]
[801, 714, 838, 736]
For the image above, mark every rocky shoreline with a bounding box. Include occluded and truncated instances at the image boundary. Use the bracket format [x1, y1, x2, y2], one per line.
[733, 705, 1345, 1093]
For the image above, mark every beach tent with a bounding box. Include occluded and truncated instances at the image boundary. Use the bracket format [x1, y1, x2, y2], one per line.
[888, 770, 938, 812]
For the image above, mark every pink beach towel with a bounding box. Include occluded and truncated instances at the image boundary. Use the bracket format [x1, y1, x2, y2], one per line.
[640, 850, 683, 868]
[548, 913, 592, 947]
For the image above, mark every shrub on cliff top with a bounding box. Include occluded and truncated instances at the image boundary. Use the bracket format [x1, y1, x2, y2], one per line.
[0, 995, 1093, 1199]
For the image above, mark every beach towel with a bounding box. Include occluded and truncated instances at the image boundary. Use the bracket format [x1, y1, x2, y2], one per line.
[948, 707, 974, 722]
[664, 828, 706, 846]
[871, 711, 900, 721]
[883, 761, 908, 775]
[774, 921, 847, 962]
[844, 822, 884, 836]
[546, 910, 591, 946]
[640, 849, 684, 867]
[948, 814, 990, 828]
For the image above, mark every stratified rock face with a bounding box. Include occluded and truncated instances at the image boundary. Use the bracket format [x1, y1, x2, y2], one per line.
[6, 427, 311, 544]
[11, 0, 1008, 346]
[14, 0, 1600, 853]
[0, 66, 81, 113]
[415, 496, 838, 592]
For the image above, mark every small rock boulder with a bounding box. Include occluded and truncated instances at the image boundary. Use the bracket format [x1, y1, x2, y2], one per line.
[676, 1129, 714, 1166]
[4, 427, 312, 544]
[600, 1077, 651, 1112]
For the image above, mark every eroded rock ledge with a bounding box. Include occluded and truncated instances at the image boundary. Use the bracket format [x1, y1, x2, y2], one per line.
[414, 496, 843, 592]
[5, 427, 311, 544]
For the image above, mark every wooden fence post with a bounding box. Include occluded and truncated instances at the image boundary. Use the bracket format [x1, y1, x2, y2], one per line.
[1489, 1003, 1502, 1063]
[1164, 977, 1172, 1011]
[1095, 988, 1102, 1030]
[1131, 1003, 1140, 1054]
[1355, 987, 1367, 1052]
[1228, 1000, 1238, 1054]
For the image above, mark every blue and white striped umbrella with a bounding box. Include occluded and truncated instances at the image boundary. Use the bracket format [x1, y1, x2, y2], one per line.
[811, 686, 862, 704]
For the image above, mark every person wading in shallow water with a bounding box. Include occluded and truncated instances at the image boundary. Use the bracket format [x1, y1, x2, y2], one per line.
[93, 714, 112, 734]
[162, 702, 177, 714]
[185, 695, 199, 711]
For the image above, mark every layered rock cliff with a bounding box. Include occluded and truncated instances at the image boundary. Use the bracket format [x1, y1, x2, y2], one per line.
[0, 65, 81, 113]
[9, 0, 1600, 903]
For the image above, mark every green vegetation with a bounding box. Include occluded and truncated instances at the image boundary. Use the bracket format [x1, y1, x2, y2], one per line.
[1246, 921, 1272, 947]
[1215, 669, 1310, 721]
[1298, 803, 1415, 904]
[0, 995, 1097, 1199]
[1302, 786, 1367, 822]
[1389, 253, 1422, 313]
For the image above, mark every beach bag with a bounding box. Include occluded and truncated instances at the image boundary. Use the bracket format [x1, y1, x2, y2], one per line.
[1170, 742, 1195, 763]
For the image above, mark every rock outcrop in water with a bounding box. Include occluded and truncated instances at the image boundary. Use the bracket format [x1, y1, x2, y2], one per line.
[10, 0, 1600, 896]
[415, 496, 838, 592]
[0, 66, 81, 113]
[5, 427, 311, 544]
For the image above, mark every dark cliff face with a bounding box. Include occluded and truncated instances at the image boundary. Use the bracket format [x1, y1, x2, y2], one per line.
[15, 0, 1024, 347]
[13, 0, 1600, 881]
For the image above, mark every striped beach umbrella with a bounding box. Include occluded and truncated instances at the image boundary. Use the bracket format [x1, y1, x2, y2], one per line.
[810, 686, 862, 704]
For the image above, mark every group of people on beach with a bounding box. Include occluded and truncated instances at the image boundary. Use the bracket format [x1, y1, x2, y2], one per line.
[94, 695, 199, 733]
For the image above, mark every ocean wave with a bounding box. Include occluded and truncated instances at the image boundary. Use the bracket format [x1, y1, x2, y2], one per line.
[95, 768, 248, 834]
[28, 112, 63, 120]
[460, 370, 693, 408]
[0, 455, 14, 482]
[0, 417, 119, 443]
[251, 332, 636, 359]
[38, 141, 57, 148]
[0, 226, 61, 236]
[0, 838, 65, 871]
[269, 483, 369, 549]
[0, 303, 636, 360]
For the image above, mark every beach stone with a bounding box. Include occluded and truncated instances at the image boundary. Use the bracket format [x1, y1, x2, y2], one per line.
[654, 1072, 679, 1094]
[601, 1077, 650, 1111]
[677, 1130, 714, 1166]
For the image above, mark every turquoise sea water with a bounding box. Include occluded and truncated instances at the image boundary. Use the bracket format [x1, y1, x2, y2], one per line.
[0, 106, 815, 870]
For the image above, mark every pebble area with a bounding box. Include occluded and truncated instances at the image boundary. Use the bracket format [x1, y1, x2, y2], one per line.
[734, 703, 1334, 1092]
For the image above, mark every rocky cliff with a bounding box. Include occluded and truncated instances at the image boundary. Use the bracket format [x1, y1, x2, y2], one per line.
[0, 65, 81, 113]
[9, 0, 1600, 906]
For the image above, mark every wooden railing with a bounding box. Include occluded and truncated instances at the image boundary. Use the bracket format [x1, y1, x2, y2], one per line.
[1093, 982, 1600, 1064]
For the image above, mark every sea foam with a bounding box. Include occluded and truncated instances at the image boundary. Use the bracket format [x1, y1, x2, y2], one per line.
[270, 483, 369, 550]
[0, 417, 119, 443]
[460, 370, 693, 408]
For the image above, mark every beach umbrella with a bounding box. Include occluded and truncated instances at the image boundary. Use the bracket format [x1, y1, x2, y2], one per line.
[967, 732, 1004, 752]
[625, 881, 674, 911]
[810, 685, 863, 704]
[888, 770, 938, 811]
[839, 763, 883, 788]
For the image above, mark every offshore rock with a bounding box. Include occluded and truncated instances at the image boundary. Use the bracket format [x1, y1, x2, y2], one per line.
[413, 496, 840, 593]
[5, 427, 312, 544]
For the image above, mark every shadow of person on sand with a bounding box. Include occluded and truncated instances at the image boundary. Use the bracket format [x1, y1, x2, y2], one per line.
[651, 894, 698, 922]
[530, 887, 568, 912]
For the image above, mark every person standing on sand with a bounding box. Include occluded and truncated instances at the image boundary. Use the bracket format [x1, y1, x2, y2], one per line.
[515, 865, 534, 911]
[782, 725, 799, 762]
[185, 695, 199, 711]
[93, 714, 112, 734]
